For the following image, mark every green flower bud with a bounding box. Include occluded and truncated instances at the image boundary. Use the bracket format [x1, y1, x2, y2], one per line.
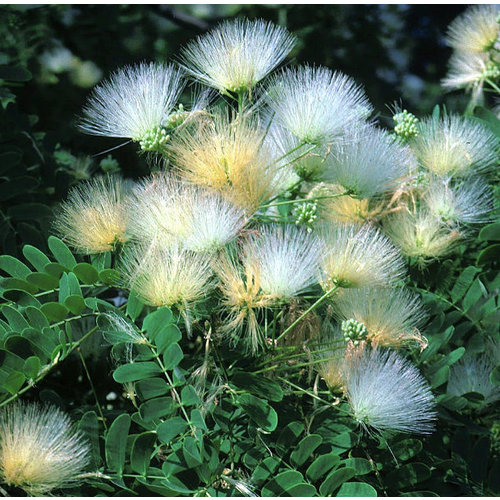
[341, 318, 368, 346]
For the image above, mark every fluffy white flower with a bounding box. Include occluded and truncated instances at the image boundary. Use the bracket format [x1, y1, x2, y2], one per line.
[383, 209, 462, 265]
[128, 173, 246, 252]
[0, 402, 90, 495]
[423, 177, 493, 225]
[265, 65, 372, 145]
[446, 5, 500, 54]
[180, 18, 296, 93]
[319, 223, 406, 289]
[119, 243, 213, 308]
[411, 114, 499, 177]
[442, 52, 489, 91]
[447, 355, 500, 407]
[333, 286, 427, 349]
[244, 224, 322, 298]
[79, 62, 184, 143]
[324, 125, 415, 197]
[344, 348, 436, 434]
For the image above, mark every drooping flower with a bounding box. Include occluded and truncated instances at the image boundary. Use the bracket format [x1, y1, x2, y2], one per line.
[447, 354, 500, 408]
[423, 177, 493, 225]
[333, 286, 427, 349]
[324, 125, 415, 198]
[79, 63, 184, 151]
[180, 18, 296, 94]
[441, 51, 499, 104]
[265, 65, 372, 145]
[214, 251, 274, 353]
[343, 347, 436, 434]
[54, 175, 131, 254]
[128, 173, 246, 252]
[0, 402, 90, 495]
[383, 209, 462, 265]
[168, 110, 284, 212]
[244, 225, 322, 299]
[410, 114, 499, 177]
[119, 243, 213, 308]
[446, 5, 500, 54]
[319, 223, 406, 289]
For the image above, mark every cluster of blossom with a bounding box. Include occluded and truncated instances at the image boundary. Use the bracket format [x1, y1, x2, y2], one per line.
[442, 5, 500, 107]
[7, 16, 499, 494]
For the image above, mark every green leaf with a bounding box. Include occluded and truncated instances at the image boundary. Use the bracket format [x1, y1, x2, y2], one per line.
[22, 356, 40, 379]
[48, 236, 77, 269]
[232, 371, 283, 402]
[0, 255, 31, 279]
[157, 417, 188, 444]
[276, 421, 304, 452]
[1, 305, 29, 331]
[190, 409, 208, 431]
[3, 371, 26, 394]
[262, 470, 304, 496]
[135, 377, 169, 400]
[490, 365, 500, 386]
[183, 436, 202, 468]
[73, 263, 99, 284]
[26, 272, 59, 290]
[154, 324, 182, 355]
[450, 266, 480, 303]
[306, 453, 341, 482]
[462, 279, 487, 312]
[430, 365, 450, 389]
[139, 396, 175, 422]
[0, 277, 38, 295]
[479, 222, 500, 241]
[65, 295, 86, 315]
[105, 414, 130, 475]
[143, 307, 174, 336]
[319, 467, 356, 496]
[341, 458, 373, 475]
[386, 463, 431, 489]
[476, 244, 500, 266]
[251, 456, 281, 487]
[126, 291, 144, 321]
[238, 393, 278, 432]
[181, 385, 201, 406]
[391, 439, 423, 462]
[284, 483, 317, 496]
[130, 432, 157, 475]
[22, 245, 51, 272]
[99, 269, 120, 285]
[290, 434, 323, 467]
[162, 343, 183, 370]
[78, 411, 101, 468]
[113, 362, 162, 383]
[337, 482, 377, 497]
[40, 302, 68, 322]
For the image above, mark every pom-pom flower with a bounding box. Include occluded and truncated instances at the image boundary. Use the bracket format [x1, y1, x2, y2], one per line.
[168, 111, 283, 212]
[119, 243, 213, 308]
[180, 18, 296, 94]
[319, 223, 405, 289]
[333, 286, 427, 349]
[128, 173, 246, 252]
[244, 225, 322, 298]
[0, 402, 90, 495]
[423, 177, 493, 225]
[54, 175, 130, 254]
[324, 125, 415, 198]
[447, 355, 500, 408]
[446, 5, 500, 54]
[265, 65, 372, 145]
[383, 209, 462, 265]
[343, 347, 436, 434]
[410, 114, 498, 177]
[79, 63, 184, 151]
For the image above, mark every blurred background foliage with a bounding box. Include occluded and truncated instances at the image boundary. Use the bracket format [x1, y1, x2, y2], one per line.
[0, 3, 472, 255]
